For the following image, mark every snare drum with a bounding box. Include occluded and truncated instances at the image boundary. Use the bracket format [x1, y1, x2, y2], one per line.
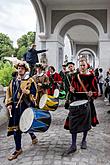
[19, 108, 51, 133]
[39, 94, 59, 111]
[69, 100, 88, 108]
[69, 100, 91, 133]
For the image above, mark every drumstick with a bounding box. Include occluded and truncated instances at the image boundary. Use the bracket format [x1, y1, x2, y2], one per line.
[16, 80, 32, 108]
[66, 74, 71, 86]
[16, 93, 24, 108]
[8, 108, 12, 117]
[75, 92, 97, 93]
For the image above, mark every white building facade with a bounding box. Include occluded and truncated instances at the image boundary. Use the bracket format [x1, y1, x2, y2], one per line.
[31, 0, 110, 72]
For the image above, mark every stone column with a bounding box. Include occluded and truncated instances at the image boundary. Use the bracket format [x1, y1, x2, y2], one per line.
[45, 34, 64, 71]
[46, 41, 64, 71]
[99, 40, 110, 74]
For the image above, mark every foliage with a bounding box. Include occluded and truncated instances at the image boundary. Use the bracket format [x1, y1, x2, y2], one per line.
[0, 33, 15, 59]
[17, 31, 36, 48]
[16, 46, 27, 59]
[16, 31, 36, 59]
[0, 31, 36, 61]
[0, 61, 15, 87]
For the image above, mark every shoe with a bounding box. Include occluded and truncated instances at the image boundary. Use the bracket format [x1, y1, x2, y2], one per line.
[66, 146, 77, 154]
[107, 110, 110, 114]
[81, 141, 87, 149]
[106, 103, 110, 106]
[104, 98, 108, 102]
[8, 149, 22, 161]
[32, 137, 38, 144]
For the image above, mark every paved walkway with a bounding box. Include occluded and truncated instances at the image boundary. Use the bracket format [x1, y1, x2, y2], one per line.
[0, 97, 110, 165]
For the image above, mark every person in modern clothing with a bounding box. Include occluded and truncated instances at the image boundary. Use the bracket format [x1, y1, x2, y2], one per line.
[23, 44, 47, 77]
[98, 68, 104, 96]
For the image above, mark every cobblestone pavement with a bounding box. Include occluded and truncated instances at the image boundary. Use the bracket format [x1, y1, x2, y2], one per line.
[0, 98, 110, 165]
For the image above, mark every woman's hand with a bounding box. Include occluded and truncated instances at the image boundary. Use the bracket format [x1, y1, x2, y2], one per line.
[88, 91, 93, 97]
[70, 86, 75, 93]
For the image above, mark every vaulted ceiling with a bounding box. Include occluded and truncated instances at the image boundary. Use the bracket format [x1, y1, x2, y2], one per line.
[42, 0, 110, 5]
[67, 25, 98, 44]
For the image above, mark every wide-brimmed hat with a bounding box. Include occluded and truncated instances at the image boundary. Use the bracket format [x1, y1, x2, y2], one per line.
[15, 61, 29, 72]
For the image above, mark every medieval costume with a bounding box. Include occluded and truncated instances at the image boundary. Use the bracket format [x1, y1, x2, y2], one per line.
[47, 66, 62, 95]
[64, 62, 76, 108]
[32, 63, 49, 107]
[5, 62, 38, 160]
[64, 60, 99, 155]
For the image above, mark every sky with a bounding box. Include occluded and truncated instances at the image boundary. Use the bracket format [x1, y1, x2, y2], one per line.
[0, 0, 36, 47]
[0, 0, 71, 60]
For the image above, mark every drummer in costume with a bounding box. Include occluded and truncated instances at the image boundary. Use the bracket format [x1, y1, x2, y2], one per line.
[32, 63, 50, 107]
[5, 62, 38, 161]
[47, 66, 62, 95]
[64, 62, 75, 108]
[59, 64, 68, 94]
[64, 59, 99, 154]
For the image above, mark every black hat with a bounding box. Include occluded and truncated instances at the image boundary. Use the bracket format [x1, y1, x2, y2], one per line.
[62, 63, 67, 67]
[35, 63, 42, 68]
[67, 62, 75, 66]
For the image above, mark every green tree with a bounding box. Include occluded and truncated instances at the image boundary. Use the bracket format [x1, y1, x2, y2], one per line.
[16, 31, 36, 59]
[17, 31, 36, 48]
[0, 61, 15, 87]
[17, 46, 27, 59]
[0, 33, 15, 59]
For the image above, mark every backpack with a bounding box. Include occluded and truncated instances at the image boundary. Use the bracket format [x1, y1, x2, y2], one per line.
[25, 51, 33, 63]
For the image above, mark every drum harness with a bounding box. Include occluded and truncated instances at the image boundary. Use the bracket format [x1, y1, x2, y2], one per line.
[66, 73, 96, 102]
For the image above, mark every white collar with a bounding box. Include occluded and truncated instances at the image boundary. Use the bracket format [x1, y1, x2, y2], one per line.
[37, 72, 44, 77]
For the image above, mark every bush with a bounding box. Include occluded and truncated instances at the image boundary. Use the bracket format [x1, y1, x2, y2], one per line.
[0, 61, 14, 87]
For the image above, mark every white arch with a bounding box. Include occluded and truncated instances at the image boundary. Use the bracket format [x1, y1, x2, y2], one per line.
[76, 48, 96, 59]
[34, 0, 46, 33]
[75, 48, 99, 69]
[53, 13, 105, 38]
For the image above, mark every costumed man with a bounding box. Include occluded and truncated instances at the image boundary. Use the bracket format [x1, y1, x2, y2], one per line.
[59, 64, 67, 98]
[64, 62, 76, 109]
[47, 66, 62, 95]
[5, 62, 38, 161]
[23, 44, 48, 77]
[64, 59, 99, 155]
[32, 63, 50, 107]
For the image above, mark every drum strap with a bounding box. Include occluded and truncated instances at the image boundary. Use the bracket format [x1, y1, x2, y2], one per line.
[77, 74, 88, 93]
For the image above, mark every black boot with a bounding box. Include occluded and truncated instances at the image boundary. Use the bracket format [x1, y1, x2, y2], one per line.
[66, 146, 77, 154]
[81, 141, 87, 149]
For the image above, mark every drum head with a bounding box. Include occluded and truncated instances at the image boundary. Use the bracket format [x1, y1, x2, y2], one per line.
[54, 89, 59, 98]
[39, 94, 48, 109]
[19, 108, 34, 132]
[70, 100, 88, 107]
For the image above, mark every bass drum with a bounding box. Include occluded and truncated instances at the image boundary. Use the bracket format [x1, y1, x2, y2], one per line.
[19, 108, 51, 133]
